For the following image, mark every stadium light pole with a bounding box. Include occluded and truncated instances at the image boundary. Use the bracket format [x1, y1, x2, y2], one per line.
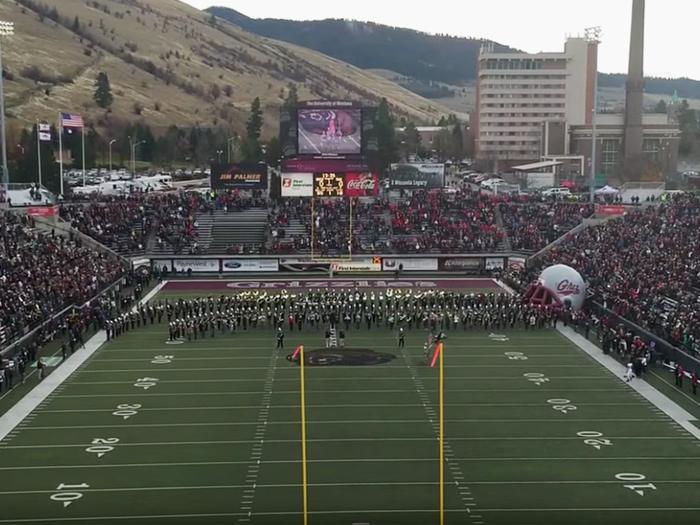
[0, 21, 14, 192]
[109, 139, 116, 172]
[130, 138, 145, 179]
[585, 26, 602, 203]
[217, 150, 223, 163]
[227, 136, 236, 163]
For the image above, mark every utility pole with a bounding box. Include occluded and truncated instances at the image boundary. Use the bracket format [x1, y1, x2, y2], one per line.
[585, 26, 602, 203]
[0, 21, 14, 191]
[109, 139, 116, 172]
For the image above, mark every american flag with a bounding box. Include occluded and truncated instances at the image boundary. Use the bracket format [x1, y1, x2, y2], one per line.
[60, 112, 84, 128]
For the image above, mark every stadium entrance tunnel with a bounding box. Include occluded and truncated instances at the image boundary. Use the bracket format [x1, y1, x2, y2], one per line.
[286, 348, 397, 366]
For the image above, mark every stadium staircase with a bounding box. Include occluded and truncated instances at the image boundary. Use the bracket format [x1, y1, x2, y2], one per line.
[148, 213, 214, 256]
[494, 206, 512, 251]
[208, 208, 267, 254]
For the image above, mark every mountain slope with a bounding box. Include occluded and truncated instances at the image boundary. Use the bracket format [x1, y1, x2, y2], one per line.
[207, 7, 512, 86]
[208, 7, 700, 100]
[0, 0, 449, 134]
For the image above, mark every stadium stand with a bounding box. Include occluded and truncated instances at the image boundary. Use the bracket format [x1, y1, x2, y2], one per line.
[509, 193, 700, 354]
[0, 210, 125, 349]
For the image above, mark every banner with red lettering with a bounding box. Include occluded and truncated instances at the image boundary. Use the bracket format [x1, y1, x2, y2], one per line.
[27, 206, 58, 217]
[595, 204, 626, 216]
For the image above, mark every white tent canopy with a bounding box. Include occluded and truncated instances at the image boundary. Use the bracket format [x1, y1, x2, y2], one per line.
[595, 185, 619, 195]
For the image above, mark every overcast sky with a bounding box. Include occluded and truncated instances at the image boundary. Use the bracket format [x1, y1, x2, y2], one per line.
[180, 0, 697, 80]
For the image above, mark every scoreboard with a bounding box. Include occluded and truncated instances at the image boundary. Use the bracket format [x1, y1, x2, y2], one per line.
[313, 172, 345, 197]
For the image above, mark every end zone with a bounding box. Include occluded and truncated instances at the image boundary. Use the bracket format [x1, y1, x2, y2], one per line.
[162, 278, 503, 291]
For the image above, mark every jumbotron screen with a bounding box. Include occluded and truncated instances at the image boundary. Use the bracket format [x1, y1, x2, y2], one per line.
[297, 108, 362, 156]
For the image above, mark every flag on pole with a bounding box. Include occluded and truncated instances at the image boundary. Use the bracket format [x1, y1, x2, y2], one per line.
[38, 122, 51, 142]
[60, 112, 84, 129]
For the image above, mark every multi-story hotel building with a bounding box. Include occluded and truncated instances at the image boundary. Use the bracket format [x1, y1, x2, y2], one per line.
[474, 37, 598, 170]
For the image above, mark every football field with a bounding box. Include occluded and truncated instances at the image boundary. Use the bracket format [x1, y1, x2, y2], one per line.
[1, 292, 700, 524]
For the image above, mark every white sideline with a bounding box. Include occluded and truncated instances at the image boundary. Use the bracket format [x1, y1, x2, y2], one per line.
[0, 282, 166, 442]
[558, 326, 700, 440]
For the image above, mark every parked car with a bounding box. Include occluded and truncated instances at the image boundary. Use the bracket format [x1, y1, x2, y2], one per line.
[540, 187, 572, 197]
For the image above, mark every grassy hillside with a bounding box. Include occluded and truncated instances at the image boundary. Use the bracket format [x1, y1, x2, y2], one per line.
[0, 0, 449, 136]
[209, 7, 700, 101]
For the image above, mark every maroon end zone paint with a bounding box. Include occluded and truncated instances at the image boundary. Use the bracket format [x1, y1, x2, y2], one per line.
[163, 279, 501, 291]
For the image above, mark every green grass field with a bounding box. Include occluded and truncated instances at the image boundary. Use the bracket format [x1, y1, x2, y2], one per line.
[1, 295, 700, 525]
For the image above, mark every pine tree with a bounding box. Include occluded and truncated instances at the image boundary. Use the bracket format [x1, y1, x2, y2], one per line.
[244, 97, 263, 161]
[94, 72, 113, 109]
[284, 84, 299, 108]
[373, 98, 398, 172]
[72, 16, 80, 32]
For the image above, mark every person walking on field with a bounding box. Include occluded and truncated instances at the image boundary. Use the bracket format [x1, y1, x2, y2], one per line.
[692, 371, 698, 396]
[276, 328, 284, 349]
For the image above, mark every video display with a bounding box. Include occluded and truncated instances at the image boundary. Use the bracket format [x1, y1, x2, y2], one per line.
[297, 108, 362, 156]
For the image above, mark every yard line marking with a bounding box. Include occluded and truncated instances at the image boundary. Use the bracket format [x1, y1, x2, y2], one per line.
[64, 376, 620, 385]
[3, 456, 696, 471]
[3, 507, 700, 524]
[37, 402, 645, 414]
[53, 388, 629, 398]
[399, 345, 480, 519]
[89, 353, 581, 362]
[238, 350, 278, 523]
[2, 435, 691, 450]
[2, 479, 700, 495]
[0, 282, 167, 443]
[12, 418, 670, 431]
[560, 326, 700, 441]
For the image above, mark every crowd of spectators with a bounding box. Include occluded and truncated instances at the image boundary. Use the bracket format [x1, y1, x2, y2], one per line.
[389, 189, 503, 253]
[0, 211, 125, 348]
[60, 192, 213, 255]
[510, 193, 700, 354]
[500, 201, 595, 252]
[60, 200, 150, 254]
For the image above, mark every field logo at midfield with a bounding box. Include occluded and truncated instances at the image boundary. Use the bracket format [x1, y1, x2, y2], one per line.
[489, 333, 509, 342]
[286, 348, 396, 366]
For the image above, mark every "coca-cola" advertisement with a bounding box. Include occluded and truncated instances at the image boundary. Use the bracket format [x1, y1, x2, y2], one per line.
[345, 173, 379, 197]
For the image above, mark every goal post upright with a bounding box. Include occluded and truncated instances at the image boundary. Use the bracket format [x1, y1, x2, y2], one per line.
[438, 342, 445, 525]
[299, 345, 309, 525]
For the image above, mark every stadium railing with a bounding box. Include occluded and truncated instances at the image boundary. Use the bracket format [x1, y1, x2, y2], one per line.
[0, 275, 126, 360]
[526, 217, 604, 268]
[589, 300, 700, 374]
[33, 215, 130, 267]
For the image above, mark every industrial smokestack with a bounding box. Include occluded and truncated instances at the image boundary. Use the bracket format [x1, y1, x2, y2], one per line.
[623, 0, 645, 179]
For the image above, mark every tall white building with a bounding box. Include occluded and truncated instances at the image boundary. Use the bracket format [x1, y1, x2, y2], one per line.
[474, 37, 598, 169]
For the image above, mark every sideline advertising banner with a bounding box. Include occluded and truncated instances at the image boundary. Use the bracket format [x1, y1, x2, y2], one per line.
[281, 173, 314, 197]
[439, 258, 484, 273]
[27, 206, 58, 217]
[331, 258, 382, 272]
[222, 260, 279, 272]
[595, 204, 626, 216]
[211, 163, 268, 190]
[382, 258, 438, 271]
[281, 158, 370, 173]
[172, 259, 219, 273]
[485, 257, 505, 271]
[390, 163, 445, 189]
